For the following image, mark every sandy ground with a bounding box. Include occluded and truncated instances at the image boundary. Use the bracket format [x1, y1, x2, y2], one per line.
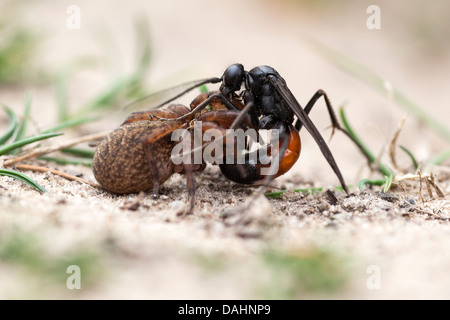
[0, 0, 449, 299]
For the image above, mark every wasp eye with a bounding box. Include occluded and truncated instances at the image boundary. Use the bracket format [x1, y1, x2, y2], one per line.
[220, 63, 245, 95]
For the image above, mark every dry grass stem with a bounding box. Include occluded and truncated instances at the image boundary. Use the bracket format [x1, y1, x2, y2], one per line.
[15, 163, 101, 188]
[2, 131, 109, 167]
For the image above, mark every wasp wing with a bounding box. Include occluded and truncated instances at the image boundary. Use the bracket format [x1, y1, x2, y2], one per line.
[123, 77, 222, 111]
[269, 76, 349, 193]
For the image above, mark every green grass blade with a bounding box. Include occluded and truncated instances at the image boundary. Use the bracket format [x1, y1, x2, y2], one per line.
[399, 145, 419, 170]
[0, 28, 39, 84]
[52, 56, 101, 121]
[259, 247, 349, 298]
[358, 178, 386, 190]
[61, 147, 95, 158]
[339, 108, 376, 163]
[0, 169, 47, 193]
[266, 188, 322, 199]
[392, 89, 450, 142]
[133, 17, 152, 81]
[39, 156, 92, 167]
[340, 107, 392, 177]
[430, 148, 450, 165]
[76, 76, 138, 115]
[0, 132, 63, 155]
[265, 186, 346, 199]
[14, 91, 32, 142]
[383, 174, 394, 192]
[265, 191, 285, 199]
[41, 116, 98, 133]
[74, 18, 152, 117]
[308, 39, 450, 142]
[0, 106, 18, 145]
[55, 70, 69, 122]
[199, 84, 211, 110]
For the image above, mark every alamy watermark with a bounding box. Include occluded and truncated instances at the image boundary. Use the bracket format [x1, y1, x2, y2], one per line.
[66, 265, 81, 289]
[66, 5, 81, 30]
[366, 5, 381, 30]
[170, 122, 281, 176]
[366, 265, 381, 290]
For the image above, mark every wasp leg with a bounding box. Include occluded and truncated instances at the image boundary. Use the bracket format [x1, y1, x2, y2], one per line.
[223, 127, 292, 215]
[295, 90, 370, 165]
[238, 127, 295, 219]
[143, 144, 161, 198]
[180, 113, 245, 214]
[182, 162, 196, 214]
[294, 89, 341, 134]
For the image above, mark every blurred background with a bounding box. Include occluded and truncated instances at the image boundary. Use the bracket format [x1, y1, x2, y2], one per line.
[1, 0, 449, 184]
[0, 0, 450, 300]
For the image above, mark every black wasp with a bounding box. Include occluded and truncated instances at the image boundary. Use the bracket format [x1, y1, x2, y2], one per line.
[126, 63, 352, 194]
[144, 63, 351, 193]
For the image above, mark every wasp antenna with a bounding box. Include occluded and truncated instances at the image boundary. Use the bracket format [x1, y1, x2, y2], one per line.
[153, 77, 222, 109]
[123, 77, 223, 111]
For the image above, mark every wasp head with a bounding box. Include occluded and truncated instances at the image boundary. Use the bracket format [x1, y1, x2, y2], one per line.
[220, 63, 246, 96]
